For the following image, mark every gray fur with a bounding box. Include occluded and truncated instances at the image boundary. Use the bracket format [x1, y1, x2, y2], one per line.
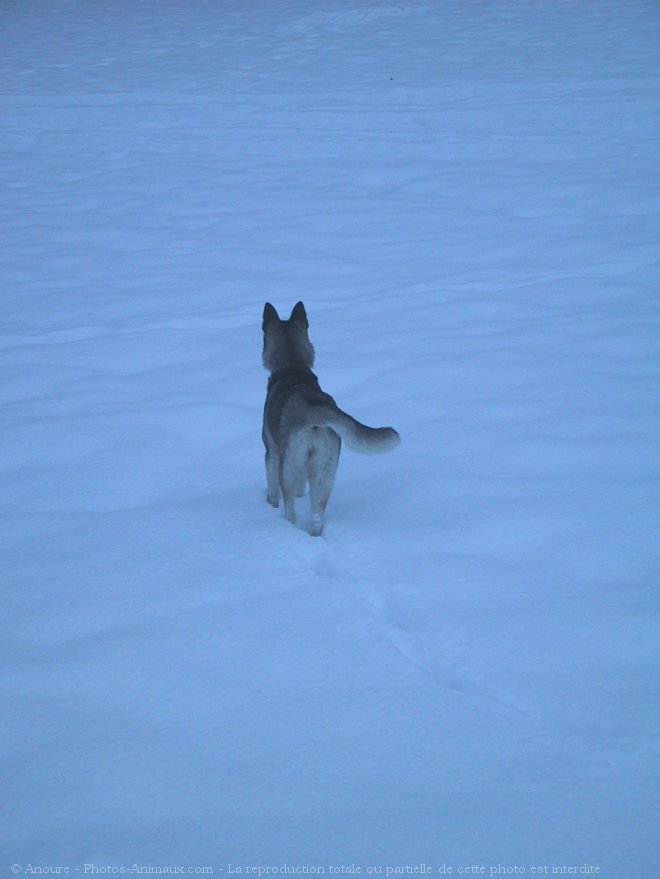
[262, 301, 400, 536]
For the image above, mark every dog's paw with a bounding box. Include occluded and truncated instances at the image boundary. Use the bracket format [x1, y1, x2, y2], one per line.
[309, 514, 323, 537]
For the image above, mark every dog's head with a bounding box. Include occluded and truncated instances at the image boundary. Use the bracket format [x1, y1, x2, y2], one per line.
[262, 301, 315, 371]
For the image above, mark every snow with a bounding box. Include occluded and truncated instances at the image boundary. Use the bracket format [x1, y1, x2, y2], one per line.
[1, 0, 659, 876]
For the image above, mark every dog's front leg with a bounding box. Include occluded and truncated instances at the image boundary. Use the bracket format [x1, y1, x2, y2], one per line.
[279, 450, 299, 525]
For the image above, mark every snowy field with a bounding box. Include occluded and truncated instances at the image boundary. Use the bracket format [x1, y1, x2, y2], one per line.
[1, 1, 659, 876]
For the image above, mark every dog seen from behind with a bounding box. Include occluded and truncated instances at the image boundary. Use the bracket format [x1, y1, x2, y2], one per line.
[262, 301, 400, 536]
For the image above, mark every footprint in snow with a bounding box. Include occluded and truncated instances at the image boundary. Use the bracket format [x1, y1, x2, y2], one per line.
[291, 529, 338, 578]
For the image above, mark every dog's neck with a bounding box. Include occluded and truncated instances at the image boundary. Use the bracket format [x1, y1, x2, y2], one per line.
[268, 362, 314, 382]
[266, 363, 322, 398]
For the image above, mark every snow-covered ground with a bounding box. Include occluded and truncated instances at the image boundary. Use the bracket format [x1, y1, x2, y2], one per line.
[2, 1, 659, 876]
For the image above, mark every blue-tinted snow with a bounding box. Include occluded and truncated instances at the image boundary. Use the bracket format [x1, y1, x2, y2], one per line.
[1, 1, 659, 876]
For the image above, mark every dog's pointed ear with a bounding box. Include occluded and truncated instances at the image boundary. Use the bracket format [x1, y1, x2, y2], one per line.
[290, 301, 308, 328]
[262, 302, 279, 331]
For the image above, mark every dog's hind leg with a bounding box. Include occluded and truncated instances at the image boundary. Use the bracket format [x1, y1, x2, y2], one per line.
[308, 429, 341, 536]
[264, 448, 280, 507]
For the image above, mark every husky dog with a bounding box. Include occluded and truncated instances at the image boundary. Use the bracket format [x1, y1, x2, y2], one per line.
[262, 301, 400, 536]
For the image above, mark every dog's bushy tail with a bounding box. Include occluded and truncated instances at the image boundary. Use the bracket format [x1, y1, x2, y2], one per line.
[311, 405, 400, 454]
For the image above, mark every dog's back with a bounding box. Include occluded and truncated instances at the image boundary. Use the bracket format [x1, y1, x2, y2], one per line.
[262, 301, 399, 536]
